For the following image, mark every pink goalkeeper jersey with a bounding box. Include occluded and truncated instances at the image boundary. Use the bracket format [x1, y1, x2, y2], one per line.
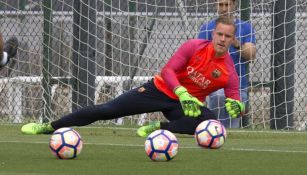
[154, 39, 240, 102]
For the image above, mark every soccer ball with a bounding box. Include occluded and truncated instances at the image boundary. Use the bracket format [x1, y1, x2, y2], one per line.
[49, 128, 83, 159]
[195, 119, 227, 149]
[145, 129, 178, 161]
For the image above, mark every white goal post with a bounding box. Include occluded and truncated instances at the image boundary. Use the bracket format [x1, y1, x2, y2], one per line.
[0, 0, 306, 130]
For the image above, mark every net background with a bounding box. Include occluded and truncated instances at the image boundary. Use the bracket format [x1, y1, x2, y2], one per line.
[0, 0, 306, 129]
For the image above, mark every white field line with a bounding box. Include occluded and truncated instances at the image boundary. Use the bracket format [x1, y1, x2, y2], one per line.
[1, 140, 307, 154]
[82, 126, 307, 135]
[3, 124, 307, 134]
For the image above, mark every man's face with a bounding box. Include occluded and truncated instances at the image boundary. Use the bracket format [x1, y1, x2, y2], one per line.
[212, 23, 235, 56]
[216, 0, 235, 16]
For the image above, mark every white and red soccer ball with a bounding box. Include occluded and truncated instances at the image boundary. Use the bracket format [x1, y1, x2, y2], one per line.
[145, 129, 178, 161]
[49, 128, 83, 159]
[195, 119, 227, 149]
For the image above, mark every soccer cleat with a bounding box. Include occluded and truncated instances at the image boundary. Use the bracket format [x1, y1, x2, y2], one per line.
[4, 36, 18, 59]
[21, 123, 55, 135]
[136, 121, 160, 137]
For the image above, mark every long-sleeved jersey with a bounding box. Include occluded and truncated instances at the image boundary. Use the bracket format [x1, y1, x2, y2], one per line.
[154, 39, 240, 102]
[198, 18, 256, 90]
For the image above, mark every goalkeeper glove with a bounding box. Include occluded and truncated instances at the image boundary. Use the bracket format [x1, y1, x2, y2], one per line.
[174, 86, 204, 117]
[225, 98, 245, 118]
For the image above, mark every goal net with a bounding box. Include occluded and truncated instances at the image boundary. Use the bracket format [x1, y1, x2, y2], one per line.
[0, 0, 306, 130]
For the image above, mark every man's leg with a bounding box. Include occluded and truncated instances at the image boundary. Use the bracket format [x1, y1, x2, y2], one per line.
[51, 81, 180, 129]
[22, 80, 177, 134]
[160, 106, 216, 135]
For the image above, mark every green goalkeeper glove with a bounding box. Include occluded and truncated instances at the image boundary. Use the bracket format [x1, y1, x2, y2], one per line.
[225, 98, 245, 118]
[174, 86, 204, 117]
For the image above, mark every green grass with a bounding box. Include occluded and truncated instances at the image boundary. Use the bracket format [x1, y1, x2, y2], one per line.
[1, 125, 307, 175]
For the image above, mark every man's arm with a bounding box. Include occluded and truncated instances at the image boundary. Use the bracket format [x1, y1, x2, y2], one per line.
[233, 39, 256, 61]
[160, 39, 204, 117]
[224, 58, 240, 101]
[160, 39, 198, 90]
[240, 42, 256, 61]
[224, 58, 245, 118]
[233, 22, 256, 61]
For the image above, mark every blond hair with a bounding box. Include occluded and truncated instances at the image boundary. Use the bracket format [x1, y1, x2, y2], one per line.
[215, 16, 236, 33]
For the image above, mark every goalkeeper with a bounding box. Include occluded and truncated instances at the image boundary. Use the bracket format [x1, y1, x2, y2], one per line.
[21, 17, 244, 137]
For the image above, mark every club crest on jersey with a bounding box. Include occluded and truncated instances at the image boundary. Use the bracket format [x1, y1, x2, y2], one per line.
[211, 69, 221, 78]
[138, 87, 146, 92]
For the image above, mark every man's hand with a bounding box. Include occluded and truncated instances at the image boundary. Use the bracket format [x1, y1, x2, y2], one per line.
[225, 98, 245, 118]
[232, 38, 241, 49]
[174, 86, 204, 117]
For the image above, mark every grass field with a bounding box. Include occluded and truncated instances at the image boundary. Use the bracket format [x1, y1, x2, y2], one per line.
[1, 125, 307, 175]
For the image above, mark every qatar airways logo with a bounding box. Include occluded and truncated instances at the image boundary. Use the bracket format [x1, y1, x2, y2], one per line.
[187, 66, 211, 89]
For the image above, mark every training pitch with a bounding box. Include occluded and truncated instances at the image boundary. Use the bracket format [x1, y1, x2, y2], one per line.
[0, 125, 307, 175]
